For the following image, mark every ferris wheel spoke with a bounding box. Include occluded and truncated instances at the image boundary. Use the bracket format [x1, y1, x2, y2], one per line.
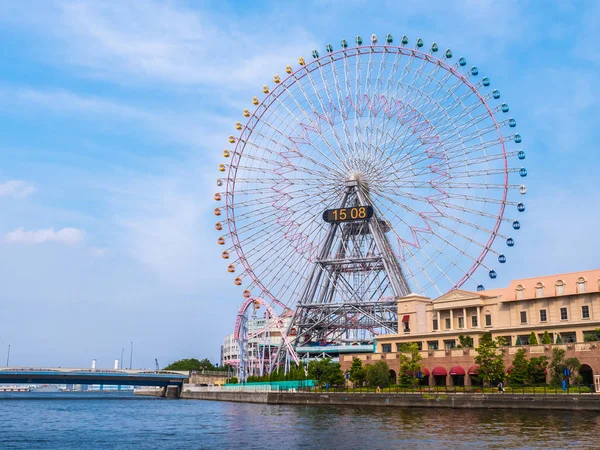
[366, 190, 448, 294]
[289, 67, 355, 168]
[410, 231, 468, 294]
[271, 72, 353, 171]
[369, 189, 511, 251]
[327, 54, 356, 160]
[243, 126, 346, 178]
[297, 66, 355, 169]
[318, 58, 357, 165]
[429, 200, 514, 224]
[427, 209, 512, 240]
[426, 216, 504, 259]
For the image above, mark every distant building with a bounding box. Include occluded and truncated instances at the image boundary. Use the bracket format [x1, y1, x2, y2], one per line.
[340, 269, 600, 386]
[221, 333, 240, 367]
[221, 315, 292, 374]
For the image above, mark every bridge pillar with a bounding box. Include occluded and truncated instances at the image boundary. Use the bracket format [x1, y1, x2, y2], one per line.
[164, 385, 181, 399]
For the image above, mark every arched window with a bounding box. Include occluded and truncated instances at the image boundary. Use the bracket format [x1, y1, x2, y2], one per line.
[535, 282, 544, 298]
[484, 310, 492, 327]
[577, 277, 587, 294]
[555, 280, 565, 296]
[515, 285, 525, 300]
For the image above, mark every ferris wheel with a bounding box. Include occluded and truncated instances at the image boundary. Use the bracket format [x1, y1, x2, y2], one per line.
[216, 34, 527, 360]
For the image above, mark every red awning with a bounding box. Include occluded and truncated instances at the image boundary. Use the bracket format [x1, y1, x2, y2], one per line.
[449, 366, 466, 376]
[401, 315, 410, 322]
[432, 366, 447, 376]
[467, 365, 479, 375]
[421, 368, 430, 377]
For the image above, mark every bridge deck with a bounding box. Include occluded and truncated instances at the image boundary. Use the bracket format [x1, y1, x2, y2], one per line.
[0, 368, 189, 387]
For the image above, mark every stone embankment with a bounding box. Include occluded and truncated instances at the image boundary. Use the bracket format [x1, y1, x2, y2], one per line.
[179, 391, 600, 411]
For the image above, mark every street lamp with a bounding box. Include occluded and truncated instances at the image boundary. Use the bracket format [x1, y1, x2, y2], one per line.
[129, 342, 133, 370]
[120, 348, 125, 369]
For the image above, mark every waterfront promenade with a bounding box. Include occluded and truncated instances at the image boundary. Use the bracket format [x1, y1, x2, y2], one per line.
[173, 385, 600, 411]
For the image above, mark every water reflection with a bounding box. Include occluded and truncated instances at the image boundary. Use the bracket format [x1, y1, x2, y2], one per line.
[0, 394, 598, 449]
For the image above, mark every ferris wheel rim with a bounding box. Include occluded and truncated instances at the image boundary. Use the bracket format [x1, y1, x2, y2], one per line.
[222, 42, 511, 304]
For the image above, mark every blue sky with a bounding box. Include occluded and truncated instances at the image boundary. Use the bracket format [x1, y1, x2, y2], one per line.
[0, 0, 598, 368]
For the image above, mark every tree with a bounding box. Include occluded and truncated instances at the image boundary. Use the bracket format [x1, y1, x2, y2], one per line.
[474, 333, 506, 387]
[286, 363, 308, 381]
[528, 332, 538, 345]
[226, 377, 238, 384]
[528, 356, 549, 384]
[458, 335, 474, 348]
[308, 358, 344, 386]
[564, 357, 582, 385]
[555, 334, 563, 344]
[549, 347, 566, 385]
[508, 348, 529, 385]
[515, 336, 522, 346]
[365, 361, 391, 388]
[349, 358, 366, 387]
[398, 343, 423, 387]
[541, 331, 553, 345]
[583, 329, 600, 342]
[164, 358, 222, 371]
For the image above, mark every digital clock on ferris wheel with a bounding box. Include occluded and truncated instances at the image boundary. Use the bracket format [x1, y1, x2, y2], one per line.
[322, 206, 374, 223]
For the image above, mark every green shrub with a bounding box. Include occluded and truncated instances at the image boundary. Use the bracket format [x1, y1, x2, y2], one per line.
[528, 332, 538, 345]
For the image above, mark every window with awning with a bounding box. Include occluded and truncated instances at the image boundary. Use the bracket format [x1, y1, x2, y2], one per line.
[432, 366, 447, 376]
[467, 365, 479, 375]
[401, 315, 410, 332]
[449, 366, 465, 376]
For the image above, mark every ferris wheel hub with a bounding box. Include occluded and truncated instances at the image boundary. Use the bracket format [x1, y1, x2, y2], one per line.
[346, 173, 367, 189]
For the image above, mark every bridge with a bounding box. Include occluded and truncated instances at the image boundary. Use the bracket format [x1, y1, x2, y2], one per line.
[0, 367, 189, 389]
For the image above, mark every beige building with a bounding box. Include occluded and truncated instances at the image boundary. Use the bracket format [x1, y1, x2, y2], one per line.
[341, 269, 600, 386]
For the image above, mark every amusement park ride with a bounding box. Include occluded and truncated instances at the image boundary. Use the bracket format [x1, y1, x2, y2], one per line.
[215, 33, 528, 381]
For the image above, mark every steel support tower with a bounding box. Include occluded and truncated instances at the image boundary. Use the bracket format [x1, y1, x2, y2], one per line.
[275, 178, 411, 368]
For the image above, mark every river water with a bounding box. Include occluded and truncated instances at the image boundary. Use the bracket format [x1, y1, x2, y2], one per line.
[0, 392, 598, 449]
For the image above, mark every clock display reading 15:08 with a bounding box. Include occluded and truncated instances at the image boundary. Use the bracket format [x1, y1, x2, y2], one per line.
[322, 206, 374, 223]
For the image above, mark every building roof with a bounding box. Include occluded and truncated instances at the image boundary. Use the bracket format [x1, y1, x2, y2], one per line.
[478, 268, 600, 302]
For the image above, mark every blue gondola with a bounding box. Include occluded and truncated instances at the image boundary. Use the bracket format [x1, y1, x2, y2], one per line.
[517, 202, 525, 212]
[518, 150, 526, 160]
[506, 237, 514, 247]
[519, 168, 527, 177]
[477, 284, 485, 291]
[498, 254, 506, 264]
[513, 221, 521, 230]
[489, 270, 497, 279]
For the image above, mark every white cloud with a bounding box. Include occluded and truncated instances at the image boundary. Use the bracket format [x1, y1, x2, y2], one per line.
[46, 0, 317, 90]
[0, 86, 204, 147]
[0, 180, 35, 198]
[89, 246, 109, 257]
[5, 227, 85, 245]
[113, 170, 216, 291]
